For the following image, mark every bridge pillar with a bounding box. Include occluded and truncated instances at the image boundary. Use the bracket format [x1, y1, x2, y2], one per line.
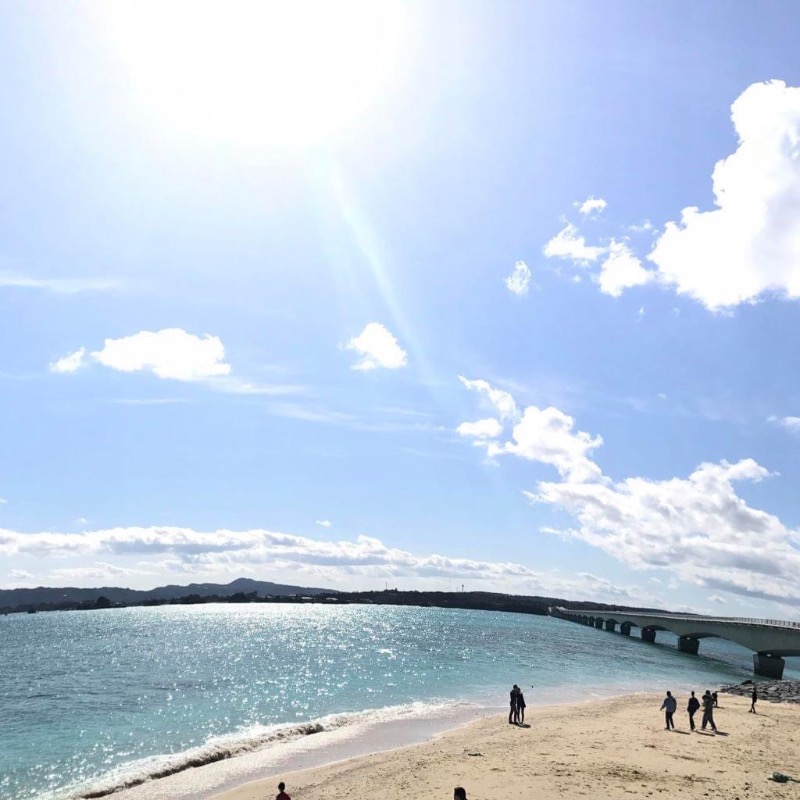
[582, 616, 589, 625]
[595, 618, 604, 629]
[620, 622, 631, 636]
[641, 628, 656, 643]
[678, 636, 699, 655]
[605, 620, 616, 632]
[754, 653, 785, 679]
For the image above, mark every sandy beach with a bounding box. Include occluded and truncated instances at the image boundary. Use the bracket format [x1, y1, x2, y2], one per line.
[209, 693, 799, 800]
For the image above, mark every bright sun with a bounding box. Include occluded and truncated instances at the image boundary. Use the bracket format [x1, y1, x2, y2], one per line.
[104, 0, 407, 146]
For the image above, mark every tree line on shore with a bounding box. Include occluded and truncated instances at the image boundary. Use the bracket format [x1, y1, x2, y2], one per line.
[0, 579, 665, 618]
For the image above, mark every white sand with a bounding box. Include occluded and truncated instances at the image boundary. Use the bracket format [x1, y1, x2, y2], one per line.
[209, 693, 800, 800]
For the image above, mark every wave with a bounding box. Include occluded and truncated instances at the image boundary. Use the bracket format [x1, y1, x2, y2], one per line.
[73, 700, 467, 799]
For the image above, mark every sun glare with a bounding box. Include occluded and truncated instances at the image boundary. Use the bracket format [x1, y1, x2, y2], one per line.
[104, 0, 407, 146]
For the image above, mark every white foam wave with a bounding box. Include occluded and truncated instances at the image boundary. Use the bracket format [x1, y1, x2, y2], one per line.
[72, 700, 466, 799]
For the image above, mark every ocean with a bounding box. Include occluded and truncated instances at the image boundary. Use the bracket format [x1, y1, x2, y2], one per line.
[2, 603, 798, 800]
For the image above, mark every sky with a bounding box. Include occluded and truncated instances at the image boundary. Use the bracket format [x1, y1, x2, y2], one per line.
[2, 0, 800, 619]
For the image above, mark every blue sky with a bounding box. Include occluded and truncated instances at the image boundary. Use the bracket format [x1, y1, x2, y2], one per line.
[2, 1, 800, 618]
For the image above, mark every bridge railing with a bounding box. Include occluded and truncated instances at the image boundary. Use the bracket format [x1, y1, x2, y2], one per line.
[552, 608, 800, 629]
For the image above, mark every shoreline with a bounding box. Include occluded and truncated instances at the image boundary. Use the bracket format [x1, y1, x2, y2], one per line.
[204, 692, 800, 800]
[101, 690, 800, 800]
[90, 682, 716, 800]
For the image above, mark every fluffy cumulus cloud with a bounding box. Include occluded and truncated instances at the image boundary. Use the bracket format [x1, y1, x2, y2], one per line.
[456, 418, 503, 440]
[542, 223, 657, 297]
[504, 260, 531, 296]
[0, 524, 647, 601]
[649, 80, 800, 310]
[315, 519, 333, 528]
[345, 322, 408, 371]
[597, 241, 653, 297]
[543, 223, 605, 264]
[459, 379, 800, 608]
[50, 329, 231, 381]
[576, 196, 607, 216]
[92, 329, 231, 380]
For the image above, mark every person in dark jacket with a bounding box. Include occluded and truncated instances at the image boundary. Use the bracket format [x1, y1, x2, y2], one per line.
[660, 691, 677, 729]
[508, 685, 519, 724]
[750, 686, 758, 713]
[517, 689, 527, 725]
[701, 690, 717, 732]
[687, 691, 700, 730]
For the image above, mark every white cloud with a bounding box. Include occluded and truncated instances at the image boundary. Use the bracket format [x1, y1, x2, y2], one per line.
[576, 196, 607, 216]
[0, 497, 7, 505]
[345, 322, 408, 371]
[50, 347, 87, 374]
[482, 404, 603, 483]
[92, 329, 231, 381]
[48, 562, 157, 581]
[709, 594, 728, 604]
[648, 80, 800, 310]
[0, 524, 649, 601]
[504, 260, 531, 296]
[456, 418, 503, 440]
[0, 271, 122, 294]
[768, 415, 800, 433]
[8, 569, 34, 580]
[458, 376, 518, 421]
[597, 240, 654, 297]
[543, 223, 605, 264]
[49, 329, 238, 384]
[316, 520, 333, 528]
[459, 379, 800, 608]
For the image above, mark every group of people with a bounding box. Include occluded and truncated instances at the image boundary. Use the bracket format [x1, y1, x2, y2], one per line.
[508, 683, 527, 725]
[660, 687, 756, 732]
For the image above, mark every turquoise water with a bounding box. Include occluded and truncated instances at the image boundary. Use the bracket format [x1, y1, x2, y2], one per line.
[2, 604, 798, 800]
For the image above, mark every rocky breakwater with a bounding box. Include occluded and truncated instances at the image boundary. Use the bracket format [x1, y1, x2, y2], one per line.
[720, 679, 800, 704]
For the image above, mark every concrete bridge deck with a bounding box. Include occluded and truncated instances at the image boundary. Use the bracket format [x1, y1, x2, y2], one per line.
[551, 607, 800, 678]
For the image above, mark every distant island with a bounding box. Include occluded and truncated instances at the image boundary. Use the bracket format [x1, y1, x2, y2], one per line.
[0, 577, 665, 617]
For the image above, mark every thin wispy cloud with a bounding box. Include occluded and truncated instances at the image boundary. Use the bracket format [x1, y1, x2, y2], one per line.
[0, 271, 124, 294]
[767, 415, 800, 433]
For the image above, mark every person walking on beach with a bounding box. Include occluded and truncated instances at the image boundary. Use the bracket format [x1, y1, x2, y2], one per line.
[660, 691, 677, 730]
[517, 688, 527, 725]
[687, 691, 700, 731]
[454, 788, 468, 800]
[712, 691, 718, 708]
[508, 684, 519, 724]
[701, 690, 717, 732]
[750, 686, 758, 713]
[276, 781, 291, 800]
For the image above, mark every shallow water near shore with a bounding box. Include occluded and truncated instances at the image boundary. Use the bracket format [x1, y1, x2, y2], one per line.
[2, 603, 798, 800]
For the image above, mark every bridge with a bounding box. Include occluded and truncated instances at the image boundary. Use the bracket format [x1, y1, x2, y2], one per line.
[551, 607, 800, 679]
